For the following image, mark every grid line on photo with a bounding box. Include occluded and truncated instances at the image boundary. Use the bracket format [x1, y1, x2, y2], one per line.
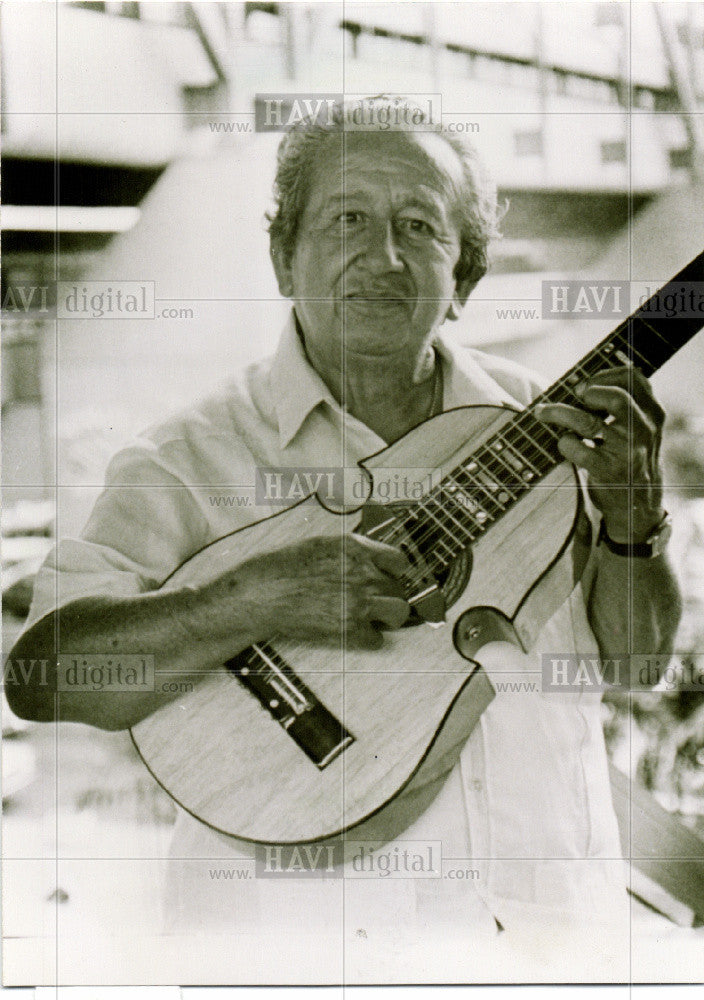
[4, 0, 704, 987]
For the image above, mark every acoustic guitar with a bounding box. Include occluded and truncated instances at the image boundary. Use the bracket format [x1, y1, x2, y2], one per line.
[132, 250, 704, 845]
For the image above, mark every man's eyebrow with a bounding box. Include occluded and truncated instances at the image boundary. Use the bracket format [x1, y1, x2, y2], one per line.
[317, 192, 447, 215]
[317, 192, 366, 210]
[399, 195, 446, 217]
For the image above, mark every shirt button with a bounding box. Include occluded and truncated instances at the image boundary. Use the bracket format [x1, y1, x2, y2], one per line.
[472, 779, 483, 792]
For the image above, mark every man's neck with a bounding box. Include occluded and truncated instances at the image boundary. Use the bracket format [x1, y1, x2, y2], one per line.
[295, 318, 441, 442]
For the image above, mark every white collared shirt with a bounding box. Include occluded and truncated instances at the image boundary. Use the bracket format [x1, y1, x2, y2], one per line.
[26, 313, 628, 948]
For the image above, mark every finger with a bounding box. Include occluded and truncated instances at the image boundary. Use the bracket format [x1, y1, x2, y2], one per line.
[584, 365, 653, 399]
[350, 533, 411, 577]
[578, 368, 665, 427]
[575, 384, 633, 423]
[595, 421, 628, 452]
[349, 572, 406, 598]
[367, 595, 411, 630]
[348, 621, 384, 650]
[555, 433, 606, 473]
[578, 386, 661, 450]
[371, 574, 408, 599]
[535, 402, 605, 439]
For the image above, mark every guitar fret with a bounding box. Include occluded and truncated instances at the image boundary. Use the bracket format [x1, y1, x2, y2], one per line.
[416, 500, 455, 561]
[441, 476, 483, 538]
[509, 421, 556, 467]
[478, 455, 524, 504]
[434, 489, 477, 546]
[494, 433, 541, 480]
[636, 317, 673, 349]
[624, 341, 653, 369]
[447, 478, 491, 523]
[481, 441, 522, 488]
[594, 343, 618, 369]
[611, 326, 658, 374]
[455, 463, 506, 515]
[451, 472, 497, 524]
[472, 460, 515, 504]
[551, 360, 592, 402]
[425, 495, 469, 549]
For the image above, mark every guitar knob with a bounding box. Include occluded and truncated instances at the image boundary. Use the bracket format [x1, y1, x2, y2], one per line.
[453, 608, 520, 660]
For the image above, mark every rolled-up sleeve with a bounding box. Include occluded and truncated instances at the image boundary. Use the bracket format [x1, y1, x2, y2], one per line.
[25, 443, 209, 630]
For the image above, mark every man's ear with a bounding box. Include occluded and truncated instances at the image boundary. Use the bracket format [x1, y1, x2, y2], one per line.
[445, 277, 478, 322]
[270, 242, 294, 298]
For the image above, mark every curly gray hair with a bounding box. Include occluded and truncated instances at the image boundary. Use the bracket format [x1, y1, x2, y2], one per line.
[266, 95, 504, 286]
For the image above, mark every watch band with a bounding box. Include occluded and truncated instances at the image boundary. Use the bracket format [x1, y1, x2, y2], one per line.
[597, 512, 672, 558]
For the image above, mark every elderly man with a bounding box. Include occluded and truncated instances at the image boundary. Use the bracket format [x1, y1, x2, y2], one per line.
[8, 97, 680, 967]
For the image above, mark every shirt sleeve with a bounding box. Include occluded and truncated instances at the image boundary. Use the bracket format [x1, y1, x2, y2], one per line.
[25, 442, 210, 630]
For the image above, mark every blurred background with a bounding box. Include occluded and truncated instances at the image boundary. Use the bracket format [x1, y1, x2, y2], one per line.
[3, 0, 704, 980]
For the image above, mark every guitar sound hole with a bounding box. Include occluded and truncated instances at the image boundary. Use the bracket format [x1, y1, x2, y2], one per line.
[356, 502, 473, 625]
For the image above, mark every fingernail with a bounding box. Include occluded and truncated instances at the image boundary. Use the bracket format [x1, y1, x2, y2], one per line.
[575, 381, 587, 396]
[534, 404, 546, 417]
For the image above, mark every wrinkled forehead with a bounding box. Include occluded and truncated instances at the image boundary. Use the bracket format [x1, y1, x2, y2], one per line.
[303, 130, 465, 210]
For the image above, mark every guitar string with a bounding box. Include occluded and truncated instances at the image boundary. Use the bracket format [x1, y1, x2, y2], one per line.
[375, 357, 594, 566]
[367, 329, 663, 589]
[391, 323, 671, 571]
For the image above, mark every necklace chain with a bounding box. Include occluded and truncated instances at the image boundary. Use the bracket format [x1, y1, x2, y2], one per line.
[427, 350, 443, 419]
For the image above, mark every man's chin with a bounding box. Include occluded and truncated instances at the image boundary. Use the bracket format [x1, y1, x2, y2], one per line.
[338, 313, 404, 351]
[340, 300, 410, 341]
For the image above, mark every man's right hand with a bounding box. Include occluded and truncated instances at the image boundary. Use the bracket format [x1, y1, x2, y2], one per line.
[7, 534, 411, 730]
[206, 533, 413, 650]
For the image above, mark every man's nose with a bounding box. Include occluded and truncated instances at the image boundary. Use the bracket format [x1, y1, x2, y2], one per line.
[361, 220, 404, 272]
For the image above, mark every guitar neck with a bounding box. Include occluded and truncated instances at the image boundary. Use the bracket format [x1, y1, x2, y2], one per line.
[537, 249, 704, 407]
[401, 250, 704, 563]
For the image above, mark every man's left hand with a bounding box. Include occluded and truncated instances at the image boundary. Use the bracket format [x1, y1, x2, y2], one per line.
[535, 366, 665, 543]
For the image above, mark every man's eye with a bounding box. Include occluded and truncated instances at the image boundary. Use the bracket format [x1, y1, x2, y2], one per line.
[399, 218, 434, 236]
[336, 211, 363, 226]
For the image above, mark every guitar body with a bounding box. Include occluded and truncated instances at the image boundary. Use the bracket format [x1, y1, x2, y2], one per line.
[132, 404, 582, 844]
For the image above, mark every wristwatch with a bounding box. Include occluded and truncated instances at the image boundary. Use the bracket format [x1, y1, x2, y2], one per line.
[597, 511, 673, 558]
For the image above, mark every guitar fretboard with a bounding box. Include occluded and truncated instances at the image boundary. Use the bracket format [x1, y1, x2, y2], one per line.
[392, 250, 704, 568]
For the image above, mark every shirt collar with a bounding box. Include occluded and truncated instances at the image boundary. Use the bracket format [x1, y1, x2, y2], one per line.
[270, 310, 337, 448]
[270, 311, 520, 448]
[433, 333, 521, 410]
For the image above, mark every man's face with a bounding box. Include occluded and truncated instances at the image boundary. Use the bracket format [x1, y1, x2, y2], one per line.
[273, 131, 472, 364]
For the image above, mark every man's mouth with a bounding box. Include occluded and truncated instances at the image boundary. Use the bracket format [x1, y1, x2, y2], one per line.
[343, 289, 409, 302]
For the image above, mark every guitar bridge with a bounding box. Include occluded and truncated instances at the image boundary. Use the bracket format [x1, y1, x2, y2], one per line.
[225, 642, 354, 769]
